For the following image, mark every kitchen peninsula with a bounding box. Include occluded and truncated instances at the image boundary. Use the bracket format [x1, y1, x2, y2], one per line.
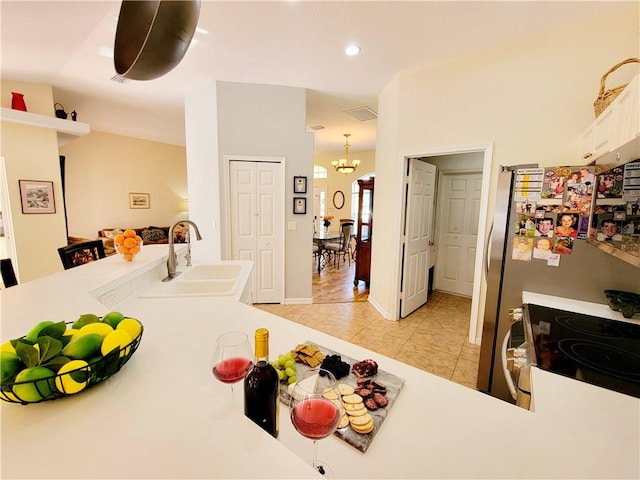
[1, 246, 638, 479]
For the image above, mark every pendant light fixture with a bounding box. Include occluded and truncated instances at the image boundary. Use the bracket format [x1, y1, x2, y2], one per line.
[331, 134, 361, 174]
[114, 0, 201, 81]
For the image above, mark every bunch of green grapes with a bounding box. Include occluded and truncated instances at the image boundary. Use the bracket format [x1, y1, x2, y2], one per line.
[271, 352, 297, 384]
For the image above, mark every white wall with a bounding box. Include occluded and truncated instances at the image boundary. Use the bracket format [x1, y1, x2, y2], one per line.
[370, 4, 640, 321]
[185, 80, 315, 302]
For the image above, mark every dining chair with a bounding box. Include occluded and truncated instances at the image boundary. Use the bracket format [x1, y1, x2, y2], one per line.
[58, 240, 106, 270]
[325, 222, 353, 268]
[1, 258, 18, 288]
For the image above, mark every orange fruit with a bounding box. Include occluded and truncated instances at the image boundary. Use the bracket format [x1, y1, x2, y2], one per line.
[114, 234, 125, 244]
[118, 245, 129, 254]
[123, 237, 138, 248]
[130, 246, 141, 254]
[123, 253, 134, 262]
[123, 229, 136, 238]
[135, 235, 142, 243]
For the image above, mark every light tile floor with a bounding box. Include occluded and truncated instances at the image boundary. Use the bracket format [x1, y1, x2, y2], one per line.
[255, 291, 480, 390]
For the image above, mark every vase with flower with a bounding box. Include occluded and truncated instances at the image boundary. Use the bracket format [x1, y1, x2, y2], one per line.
[322, 215, 334, 234]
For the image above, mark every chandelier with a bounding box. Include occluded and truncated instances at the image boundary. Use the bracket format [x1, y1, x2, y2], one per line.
[331, 134, 361, 174]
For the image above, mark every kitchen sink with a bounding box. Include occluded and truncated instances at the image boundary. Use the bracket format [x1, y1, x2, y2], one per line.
[180, 264, 244, 281]
[138, 261, 252, 299]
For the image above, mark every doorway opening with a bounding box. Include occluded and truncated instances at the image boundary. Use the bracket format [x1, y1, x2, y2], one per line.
[398, 144, 493, 344]
[312, 172, 373, 304]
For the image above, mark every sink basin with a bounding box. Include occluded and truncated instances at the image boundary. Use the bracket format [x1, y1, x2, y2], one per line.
[138, 261, 252, 299]
[181, 264, 244, 281]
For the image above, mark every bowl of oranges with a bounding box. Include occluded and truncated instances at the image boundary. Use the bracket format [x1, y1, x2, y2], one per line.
[114, 229, 143, 262]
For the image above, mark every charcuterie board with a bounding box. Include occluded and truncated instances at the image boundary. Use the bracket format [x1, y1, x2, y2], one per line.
[278, 342, 405, 453]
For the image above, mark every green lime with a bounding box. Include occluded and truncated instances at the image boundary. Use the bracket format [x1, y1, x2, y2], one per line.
[1, 351, 21, 383]
[102, 311, 125, 329]
[12, 366, 55, 402]
[62, 334, 103, 360]
[24, 320, 55, 343]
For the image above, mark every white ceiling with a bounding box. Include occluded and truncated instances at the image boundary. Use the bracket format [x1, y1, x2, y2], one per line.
[0, 1, 626, 155]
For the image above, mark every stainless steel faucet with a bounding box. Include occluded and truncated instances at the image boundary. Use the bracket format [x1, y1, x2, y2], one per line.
[163, 220, 202, 281]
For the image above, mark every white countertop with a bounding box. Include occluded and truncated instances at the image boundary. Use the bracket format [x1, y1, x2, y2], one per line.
[1, 251, 638, 479]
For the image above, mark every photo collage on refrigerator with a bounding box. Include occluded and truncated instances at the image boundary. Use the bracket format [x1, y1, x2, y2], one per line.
[591, 161, 640, 253]
[512, 166, 596, 263]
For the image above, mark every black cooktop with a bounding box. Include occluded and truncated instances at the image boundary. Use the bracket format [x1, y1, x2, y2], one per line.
[526, 304, 640, 398]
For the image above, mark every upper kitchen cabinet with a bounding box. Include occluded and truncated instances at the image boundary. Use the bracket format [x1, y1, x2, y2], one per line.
[580, 74, 639, 163]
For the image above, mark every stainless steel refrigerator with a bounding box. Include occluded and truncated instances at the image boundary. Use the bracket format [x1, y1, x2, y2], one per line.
[477, 164, 640, 404]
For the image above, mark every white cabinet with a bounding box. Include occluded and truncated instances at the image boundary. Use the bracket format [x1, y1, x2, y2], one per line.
[579, 74, 639, 162]
[611, 75, 639, 148]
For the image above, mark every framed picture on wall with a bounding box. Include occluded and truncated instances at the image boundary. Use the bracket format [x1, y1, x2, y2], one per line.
[19, 179, 56, 214]
[129, 192, 150, 209]
[293, 197, 307, 214]
[293, 176, 307, 194]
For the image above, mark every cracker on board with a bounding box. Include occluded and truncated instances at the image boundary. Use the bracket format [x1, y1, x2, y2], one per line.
[292, 343, 326, 367]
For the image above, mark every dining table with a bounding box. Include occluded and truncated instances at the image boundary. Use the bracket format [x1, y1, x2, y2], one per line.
[313, 229, 340, 273]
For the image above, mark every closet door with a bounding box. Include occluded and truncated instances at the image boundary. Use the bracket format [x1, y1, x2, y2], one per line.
[229, 161, 283, 303]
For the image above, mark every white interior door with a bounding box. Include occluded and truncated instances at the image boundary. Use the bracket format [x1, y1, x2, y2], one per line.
[435, 172, 482, 296]
[229, 160, 283, 303]
[400, 159, 435, 317]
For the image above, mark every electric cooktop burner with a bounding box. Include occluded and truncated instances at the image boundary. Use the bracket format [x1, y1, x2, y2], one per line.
[526, 304, 640, 398]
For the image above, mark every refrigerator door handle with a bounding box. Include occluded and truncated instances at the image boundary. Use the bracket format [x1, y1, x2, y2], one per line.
[501, 328, 518, 400]
[483, 221, 494, 280]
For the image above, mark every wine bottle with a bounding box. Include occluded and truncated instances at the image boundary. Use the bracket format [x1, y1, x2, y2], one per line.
[244, 328, 279, 438]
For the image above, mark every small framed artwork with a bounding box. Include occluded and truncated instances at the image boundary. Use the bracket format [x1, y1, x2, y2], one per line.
[293, 176, 307, 194]
[19, 180, 56, 214]
[293, 197, 307, 214]
[129, 192, 150, 209]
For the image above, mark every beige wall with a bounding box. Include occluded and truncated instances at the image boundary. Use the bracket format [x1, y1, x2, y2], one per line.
[370, 4, 640, 320]
[1, 81, 68, 282]
[60, 131, 187, 240]
[313, 150, 375, 222]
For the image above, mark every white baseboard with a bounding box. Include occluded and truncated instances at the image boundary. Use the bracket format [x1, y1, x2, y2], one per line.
[283, 297, 312, 305]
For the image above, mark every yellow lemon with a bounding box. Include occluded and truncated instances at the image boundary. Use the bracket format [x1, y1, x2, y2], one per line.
[0, 341, 16, 354]
[0, 388, 20, 402]
[101, 330, 132, 358]
[62, 329, 81, 341]
[116, 318, 142, 340]
[55, 360, 90, 394]
[78, 322, 114, 339]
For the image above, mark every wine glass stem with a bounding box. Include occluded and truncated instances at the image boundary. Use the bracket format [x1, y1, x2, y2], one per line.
[230, 384, 235, 405]
[312, 440, 319, 470]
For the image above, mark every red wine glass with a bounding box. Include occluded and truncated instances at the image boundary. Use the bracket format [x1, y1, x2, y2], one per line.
[211, 331, 253, 406]
[289, 368, 342, 477]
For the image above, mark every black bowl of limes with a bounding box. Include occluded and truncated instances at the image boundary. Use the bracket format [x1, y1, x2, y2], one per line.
[0, 313, 143, 405]
[604, 290, 640, 319]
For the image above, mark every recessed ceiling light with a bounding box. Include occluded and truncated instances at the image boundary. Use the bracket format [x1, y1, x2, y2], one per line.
[345, 45, 360, 56]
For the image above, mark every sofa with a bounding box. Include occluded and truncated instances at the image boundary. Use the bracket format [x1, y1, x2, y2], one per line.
[97, 224, 190, 256]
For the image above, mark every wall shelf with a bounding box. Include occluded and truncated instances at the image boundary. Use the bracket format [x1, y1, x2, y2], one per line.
[1, 107, 90, 136]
